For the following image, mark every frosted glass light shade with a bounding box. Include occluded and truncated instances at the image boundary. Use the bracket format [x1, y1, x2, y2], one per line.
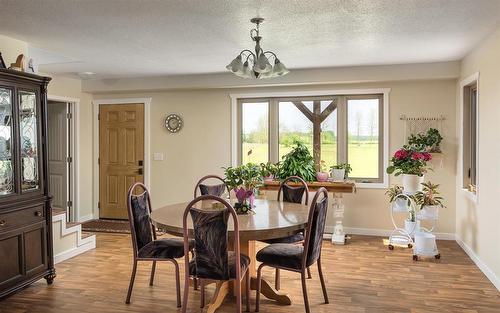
[226, 55, 244, 74]
[272, 59, 290, 76]
[253, 53, 272, 73]
[235, 61, 252, 78]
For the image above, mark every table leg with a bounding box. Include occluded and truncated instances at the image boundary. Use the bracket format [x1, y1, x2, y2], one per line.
[331, 193, 347, 245]
[205, 281, 229, 313]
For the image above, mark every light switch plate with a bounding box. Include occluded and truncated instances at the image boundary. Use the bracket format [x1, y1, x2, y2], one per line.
[153, 153, 164, 161]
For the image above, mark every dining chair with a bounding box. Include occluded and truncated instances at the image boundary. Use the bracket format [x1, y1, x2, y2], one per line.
[182, 195, 251, 313]
[125, 182, 194, 307]
[262, 176, 311, 290]
[193, 174, 228, 197]
[255, 187, 330, 313]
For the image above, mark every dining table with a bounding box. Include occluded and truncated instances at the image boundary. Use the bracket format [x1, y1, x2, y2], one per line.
[151, 198, 310, 313]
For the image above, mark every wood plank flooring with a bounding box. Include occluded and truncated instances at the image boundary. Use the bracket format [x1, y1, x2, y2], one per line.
[1, 233, 499, 313]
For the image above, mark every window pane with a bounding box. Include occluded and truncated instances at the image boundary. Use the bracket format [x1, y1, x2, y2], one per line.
[279, 101, 313, 160]
[320, 100, 337, 169]
[470, 88, 477, 186]
[347, 98, 379, 178]
[241, 102, 268, 164]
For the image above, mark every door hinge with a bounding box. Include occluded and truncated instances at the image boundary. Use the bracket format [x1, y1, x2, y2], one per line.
[98, 157, 100, 165]
[98, 113, 100, 120]
[67, 200, 73, 208]
[66, 156, 73, 163]
[66, 112, 72, 119]
[98, 202, 100, 209]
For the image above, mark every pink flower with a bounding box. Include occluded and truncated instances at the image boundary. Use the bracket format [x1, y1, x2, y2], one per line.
[394, 149, 408, 160]
[412, 152, 423, 160]
[422, 152, 432, 161]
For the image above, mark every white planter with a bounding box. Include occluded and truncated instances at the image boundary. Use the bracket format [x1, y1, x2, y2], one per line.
[392, 197, 408, 213]
[418, 205, 440, 220]
[404, 219, 420, 236]
[331, 168, 345, 182]
[402, 174, 424, 193]
[414, 232, 437, 253]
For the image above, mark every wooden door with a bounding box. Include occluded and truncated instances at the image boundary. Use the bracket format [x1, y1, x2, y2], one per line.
[99, 103, 144, 219]
[47, 101, 69, 215]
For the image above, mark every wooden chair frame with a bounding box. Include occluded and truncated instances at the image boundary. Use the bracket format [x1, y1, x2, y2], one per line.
[193, 174, 229, 198]
[125, 182, 182, 307]
[182, 195, 251, 313]
[256, 188, 330, 313]
[275, 175, 311, 289]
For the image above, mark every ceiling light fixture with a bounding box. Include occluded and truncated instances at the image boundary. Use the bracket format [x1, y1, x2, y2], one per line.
[226, 17, 289, 79]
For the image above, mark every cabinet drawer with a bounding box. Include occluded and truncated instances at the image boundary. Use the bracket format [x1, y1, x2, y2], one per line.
[0, 206, 45, 232]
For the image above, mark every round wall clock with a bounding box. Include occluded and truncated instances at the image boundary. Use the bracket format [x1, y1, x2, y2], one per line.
[165, 114, 183, 133]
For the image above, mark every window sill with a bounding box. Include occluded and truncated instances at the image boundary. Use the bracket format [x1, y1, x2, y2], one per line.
[355, 182, 388, 189]
[461, 188, 478, 203]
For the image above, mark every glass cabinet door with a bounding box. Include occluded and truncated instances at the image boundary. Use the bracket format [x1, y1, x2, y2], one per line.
[0, 88, 14, 195]
[19, 90, 40, 192]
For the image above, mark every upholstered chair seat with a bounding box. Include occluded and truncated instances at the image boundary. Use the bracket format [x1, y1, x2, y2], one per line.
[189, 252, 250, 279]
[138, 238, 195, 259]
[256, 243, 304, 270]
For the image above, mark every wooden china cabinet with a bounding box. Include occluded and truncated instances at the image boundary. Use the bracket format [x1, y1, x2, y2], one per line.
[0, 69, 55, 298]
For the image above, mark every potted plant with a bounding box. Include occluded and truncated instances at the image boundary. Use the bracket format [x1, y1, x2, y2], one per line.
[385, 185, 409, 213]
[260, 162, 279, 181]
[414, 181, 445, 220]
[330, 163, 352, 182]
[276, 141, 316, 182]
[223, 163, 262, 214]
[316, 160, 329, 182]
[386, 146, 432, 193]
[405, 203, 420, 237]
[408, 128, 443, 153]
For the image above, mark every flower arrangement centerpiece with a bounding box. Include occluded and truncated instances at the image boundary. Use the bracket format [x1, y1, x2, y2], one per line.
[386, 145, 432, 193]
[223, 163, 262, 214]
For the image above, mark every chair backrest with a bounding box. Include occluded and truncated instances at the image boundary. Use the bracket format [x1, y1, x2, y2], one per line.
[126, 182, 155, 258]
[193, 175, 228, 198]
[302, 187, 329, 268]
[182, 195, 241, 282]
[277, 176, 309, 205]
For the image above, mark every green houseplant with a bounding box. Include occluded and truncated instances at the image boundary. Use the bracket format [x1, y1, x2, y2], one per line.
[260, 162, 279, 181]
[223, 163, 262, 214]
[330, 163, 352, 182]
[276, 142, 316, 182]
[414, 181, 445, 220]
[408, 128, 443, 153]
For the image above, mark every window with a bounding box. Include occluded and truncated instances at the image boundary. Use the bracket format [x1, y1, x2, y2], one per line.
[462, 77, 478, 194]
[235, 92, 386, 184]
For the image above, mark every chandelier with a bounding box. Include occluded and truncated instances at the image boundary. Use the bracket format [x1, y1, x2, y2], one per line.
[226, 17, 289, 79]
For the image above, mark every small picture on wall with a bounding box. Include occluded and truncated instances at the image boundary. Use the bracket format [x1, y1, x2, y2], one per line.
[0, 53, 6, 69]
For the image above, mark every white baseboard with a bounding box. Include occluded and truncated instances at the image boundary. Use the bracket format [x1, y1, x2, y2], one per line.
[456, 236, 500, 292]
[78, 214, 94, 223]
[54, 240, 96, 264]
[324, 226, 456, 240]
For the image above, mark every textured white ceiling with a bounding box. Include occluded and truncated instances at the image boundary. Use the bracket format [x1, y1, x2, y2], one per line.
[1, 0, 499, 79]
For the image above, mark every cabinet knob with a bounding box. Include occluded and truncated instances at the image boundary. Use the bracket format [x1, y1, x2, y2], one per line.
[35, 211, 43, 217]
[0, 220, 5, 226]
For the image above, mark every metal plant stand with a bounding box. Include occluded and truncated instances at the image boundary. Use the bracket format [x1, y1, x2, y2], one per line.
[388, 194, 416, 250]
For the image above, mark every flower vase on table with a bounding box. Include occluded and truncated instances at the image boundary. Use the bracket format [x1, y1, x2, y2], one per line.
[234, 187, 254, 214]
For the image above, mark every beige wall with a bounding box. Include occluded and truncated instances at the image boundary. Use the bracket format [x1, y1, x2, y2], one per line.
[93, 79, 457, 234]
[457, 26, 500, 288]
[0, 35, 28, 66]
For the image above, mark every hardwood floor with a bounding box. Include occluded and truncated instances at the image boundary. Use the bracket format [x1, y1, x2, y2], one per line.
[1, 233, 499, 313]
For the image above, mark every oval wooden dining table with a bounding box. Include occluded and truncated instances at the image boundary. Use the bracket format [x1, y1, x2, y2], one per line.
[151, 198, 310, 313]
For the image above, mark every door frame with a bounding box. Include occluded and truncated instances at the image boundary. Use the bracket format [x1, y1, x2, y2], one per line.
[92, 98, 151, 220]
[47, 95, 79, 221]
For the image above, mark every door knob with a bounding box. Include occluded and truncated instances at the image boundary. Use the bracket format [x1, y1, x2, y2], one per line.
[0, 220, 6, 226]
[34, 211, 43, 217]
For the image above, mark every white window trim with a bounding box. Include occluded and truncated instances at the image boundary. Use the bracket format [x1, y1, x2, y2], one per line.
[459, 73, 480, 204]
[230, 88, 390, 189]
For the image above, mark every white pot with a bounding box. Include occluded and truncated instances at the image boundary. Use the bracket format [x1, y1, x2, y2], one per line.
[414, 232, 437, 253]
[418, 205, 439, 220]
[392, 197, 408, 213]
[402, 174, 424, 194]
[404, 219, 420, 236]
[331, 168, 345, 182]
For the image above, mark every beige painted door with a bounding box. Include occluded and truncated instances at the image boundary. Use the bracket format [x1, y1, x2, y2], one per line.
[99, 103, 144, 219]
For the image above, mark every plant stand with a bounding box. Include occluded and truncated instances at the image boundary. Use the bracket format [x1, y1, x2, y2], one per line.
[331, 193, 346, 245]
[388, 194, 416, 250]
